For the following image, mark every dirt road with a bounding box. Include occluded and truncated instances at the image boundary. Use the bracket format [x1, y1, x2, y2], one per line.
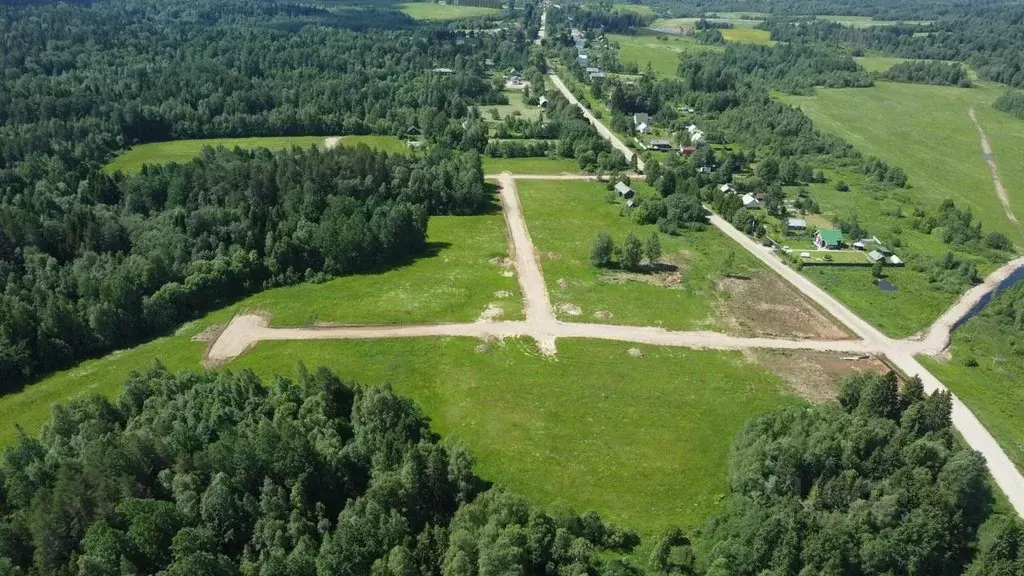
[544, 71, 1024, 517]
[548, 74, 645, 171]
[906, 254, 1024, 354]
[969, 107, 1018, 224]
[485, 173, 645, 180]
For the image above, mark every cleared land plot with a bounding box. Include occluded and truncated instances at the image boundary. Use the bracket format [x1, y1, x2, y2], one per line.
[230, 337, 803, 541]
[517, 179, 848, 339]
[609, 32, 720, 77]
[482, 156, 581, 174]
[920, 312, 1024, 473]
[479, 90, 542, 122]
[613, 3, 653, 15]
[811, 15, 932, 27]
[779, 81, 1024, 245]
[104, 135, 405, 174]
[854, 55, 913, 72]
[652, 17, 763, 29]
[721, 28, 774, 45]
[235, 213, 521, 326]
[398, 2, 500, 20]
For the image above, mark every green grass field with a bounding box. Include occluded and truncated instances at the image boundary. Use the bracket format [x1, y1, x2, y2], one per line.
[920, 312, 1024, 473]
[779, 81, 1024, 246]
[104, 135, 406, 174]
[652, 17, 763, 29]
[613, 3, 653, 15]
[517, 179, 763, 329]
[398, 2, 501, 20]
[479, 90, 542, 122]
[854, 55, 912, 72]
[482, 156, 582, 174]
[234, 213, 521, 326]
[609, 31, 720, 77]
[811, 15, 932, 27]
[721, 28, 774, 45]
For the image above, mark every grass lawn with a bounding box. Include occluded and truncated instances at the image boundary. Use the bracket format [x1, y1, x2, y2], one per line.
[919, 312, 1024, 473]
[398, 2, 500, 20]
[517, 179, 762, 329]
[721, 28, 774, 45]
[482, 156, 582, 174]
[479, 90, 542, 122]
[778, 81, 1024, 246]
[612, 3, 653, 15]
[231, 212, 521, 326]
[810, 15, 932, 27]
[609, 31, 720, 77]
[104, 135, 405, 174]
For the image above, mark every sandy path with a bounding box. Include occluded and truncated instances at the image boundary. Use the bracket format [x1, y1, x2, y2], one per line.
[535, 7, 546, 45]
[969, 107, 1018, 224]
[548, 74, 645, 171]
[905, 254, 1024, 354]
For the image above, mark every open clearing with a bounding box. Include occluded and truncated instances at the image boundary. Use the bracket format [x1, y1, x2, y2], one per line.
[104, 135, 405, 174]
[516, 178, 848, 338]
[479, 90, 542, 122]
[779, 81, 1024, 245]
[482, 156, 581, 174]
[609, 31, 720, 76]
[612, 3, 653, 15]
[398, 2, 501, 20]
[652, 16, 763, 29]
[230, 212, 521, 326]
[721, 27, 774, 45]
[811, 14, 933, 27]
[854, 55, 913, 72]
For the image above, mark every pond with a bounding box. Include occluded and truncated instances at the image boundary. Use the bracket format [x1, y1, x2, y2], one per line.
[876, 278, 897, 292]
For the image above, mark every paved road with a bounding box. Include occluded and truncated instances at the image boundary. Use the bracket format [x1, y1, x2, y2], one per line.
[548, 72, 1024, 517]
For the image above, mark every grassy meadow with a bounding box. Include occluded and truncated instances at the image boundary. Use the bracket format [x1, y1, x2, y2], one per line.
[398, 2, 501, 20]
[721, 27, 774, 45]
[779, 82, 1024, 245]
[854, 55, 912, 72]
[479, 90, 542, 122]
[609, 31, 720, 77]
[811, 15, 932, 27]
[920, 309, 1024, 473]
[104, 135, 405, 174]
[517, 179, 763, 329]
[612, 3, 653, 15]
[652, 16, 763, 29]
[482, 156, 582, 174]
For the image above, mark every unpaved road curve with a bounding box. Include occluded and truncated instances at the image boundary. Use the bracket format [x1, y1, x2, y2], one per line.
[547, 69, 1024, 518]
[969, 107, 1018, 224]
[906, 254, 1024, 354]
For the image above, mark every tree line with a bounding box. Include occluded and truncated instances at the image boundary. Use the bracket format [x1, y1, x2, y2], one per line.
[0, 144, 488, 395]
[0, 365, 638, 576]
[879, 60, 972, 87]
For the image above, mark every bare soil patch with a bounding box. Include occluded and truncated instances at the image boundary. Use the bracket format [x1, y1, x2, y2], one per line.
[557, 278, 569, 288]
[494, 290, 512, 298]
[594, 311, 613, 319]
[627, 347, 644, 358]
[558, 303, 582, 316]
[479, 303, 504, 321]
[747, 349, 890, 403]
[717, 273, 851, 340]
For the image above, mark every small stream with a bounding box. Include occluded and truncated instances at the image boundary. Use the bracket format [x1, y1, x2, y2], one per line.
[951, 263, 1024, 333]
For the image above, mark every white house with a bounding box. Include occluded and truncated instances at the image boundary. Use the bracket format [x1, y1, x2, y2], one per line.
[538, 96, 549, 107]
[741, 193, 761, 209]
[636, 122, 649, 134]
[614, 181, 635, 198]
[686, 124, 700, 134]
[719, 183, 737, 194]
[690, 131, 705, 143]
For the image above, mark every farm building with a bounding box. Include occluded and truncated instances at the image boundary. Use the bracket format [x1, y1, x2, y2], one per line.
[868, 250, 887, 263]
[649, 139, 672, 151]
[787, 218, 807, 230]
[814, 229, 844, 249]
[741, 193, 761, 209]
[538, 96, 549, 107]
[680, 146, 696, 156]
[889, 255, 904, 265]
[614, 182, 635, 199]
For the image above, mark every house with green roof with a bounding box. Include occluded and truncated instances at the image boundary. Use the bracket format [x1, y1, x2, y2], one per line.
[814, 229, 844, 250]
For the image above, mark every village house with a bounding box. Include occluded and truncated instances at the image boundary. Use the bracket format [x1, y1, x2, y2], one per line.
[577, 54, 588, 67]
[679, 146, 696, 156]
[636, 122, 650, 134]
[719, 183, 737, 194]
[614, 181, 635, 199]
[648, 139, 672, 151]
[538, 96, 549, 107]
[741, 193, 761, 209]
[585, 67, 600, 74]
[589, 71, 605, 79]
[633, 113, 649, 126]
[814, 229, 844, 250]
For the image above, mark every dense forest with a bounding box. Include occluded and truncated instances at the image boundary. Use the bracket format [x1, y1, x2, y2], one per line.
[994, 90, 1024, 120]
[0, 366, 638, 576]
[879, 60, 972, 87]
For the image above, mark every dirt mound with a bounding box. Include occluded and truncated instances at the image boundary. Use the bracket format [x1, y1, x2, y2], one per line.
[746, 349, 889, 403]
[475, 343, 490, 353]
[557, 278, 569, 288]
[490, 257, 512, 267]
[494, 290, 512, 298]
[558, 303, 582, 316]
[594, 311, 613, 319]
[547, 252, 563, 260]
[627, 347, 644, 358]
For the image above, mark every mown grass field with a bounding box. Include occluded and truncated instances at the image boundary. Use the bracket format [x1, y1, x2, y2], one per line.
[104, 135, 406, 174]
[721, 27, 774, 45]
[854, 55, 912, 72]
[518, 179, 763, 329]
[812, 14, 932, 27]
[779, 81, 1024, 246]
[652, 16, 763, 29]
[612, 3, 653, 15]
[919, 311, 1024, 473]
[482, 156, 581, 174]
[238, 212, 521, 326]
[398, 2, 500, 20]
[609, 31, 720, 77]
